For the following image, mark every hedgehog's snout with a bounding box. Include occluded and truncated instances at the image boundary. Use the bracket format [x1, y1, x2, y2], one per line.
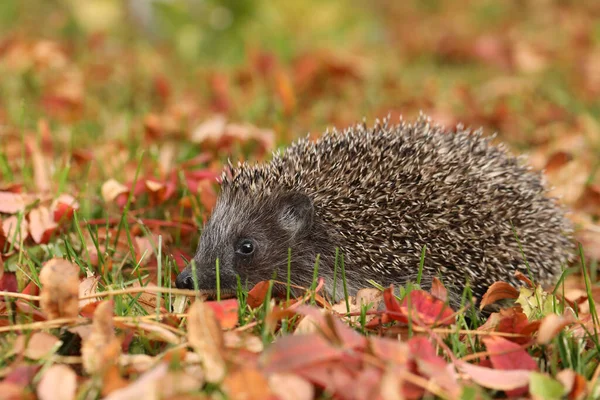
[175, 268, 194, 290]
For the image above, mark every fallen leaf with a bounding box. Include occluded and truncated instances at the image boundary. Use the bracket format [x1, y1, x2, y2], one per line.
[191, 115, 227, 143]
[104, 362, 203, 400]
[51, 194, 79, 222]
[12, 332, 60, 360]
[384, 287, 455, 326]
[480, 282, 520, 309]
[39, 258, 80, 319]
[430, 277, 448, 302]
[28, 136, 51, 193]
[81, 300, 122, 375]
[101, 179, 130, 203]
[29, 206, 59, 244]
[205, 298, 239, 329]
[458, 361, 533, 391]
[537, 312, 577, 344]
[223, 367, 272, 400]
[187, 299, 226, 383]
[37, 364, 77, 400]
[482, 336, 537, 396]
[3, 215, 30, 248]
[247, 281, 271, 308]
[556, 369, 587, 400]
[268, 373, 314, 400]
[0, 191, 32, 214]
[262, 333, 344, 374]
[529, 372, 565, 400]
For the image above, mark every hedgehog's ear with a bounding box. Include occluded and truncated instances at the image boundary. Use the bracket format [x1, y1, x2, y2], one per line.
[277, 192, 314, 236]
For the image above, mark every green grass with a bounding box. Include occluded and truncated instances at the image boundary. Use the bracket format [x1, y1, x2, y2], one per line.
[0, 0, 599, 398]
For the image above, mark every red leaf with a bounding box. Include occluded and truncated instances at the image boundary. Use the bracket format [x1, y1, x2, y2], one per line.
[482, 336, 537, 397]
[205, 299, 239, 329]
[483, 336, 537, 371]
[401, 290, 455, 326]
[262, 334, 345, 374]
[383, 285, 408, 323]
[384, 287, 454, 326]
[4, 365, 41, 387]
[0, 272, 17, 293]
[247, 281, 271, 308]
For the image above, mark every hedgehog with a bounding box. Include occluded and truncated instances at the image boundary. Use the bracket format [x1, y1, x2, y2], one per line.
[175, 115, 573, 308]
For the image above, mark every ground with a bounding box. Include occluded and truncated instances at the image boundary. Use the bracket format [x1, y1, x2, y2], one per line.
[0, 1, 599, 399]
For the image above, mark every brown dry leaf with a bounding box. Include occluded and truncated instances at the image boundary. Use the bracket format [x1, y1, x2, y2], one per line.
[544, 151, 573, 174]
[513, 41, 548, 73]
[546, 159, 589, 205]
[104, 362, 203, 400]
[223, 367, 272, 400]
[117, 321, 180, 344]
[0, 191, 32, 214]
[10, 332, 60, 360]
[275, 69, 297, 115]
[127, 281, 160, 314]
[101, 179, 130, 203]
[79, 275, 101, 307]
[575, 184, 600, 216]
[29, 206, 59, 244]
[556, 369, 587, 400]
[574, 219, 600, 260]
[331, 287, 383, 325]
[81, 300, 121, 375]
[2, 215, 29, 248]
[187, 299, 226, 383]
[268, 373, 314, 400]
[39, 258, 80, 319]
[29, 137, 51, 193]
[191, 115, 227, 143]
[36, 364, 77, 400]
[430, 277, 448, 302]
[133, 235, 157, 266]
[537, 312, 577, 344]
[225, 123, 276, 152]
[223, 331, 264, 353]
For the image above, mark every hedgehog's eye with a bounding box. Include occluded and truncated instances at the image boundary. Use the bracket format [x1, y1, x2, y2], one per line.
[236, 239, 255, 256]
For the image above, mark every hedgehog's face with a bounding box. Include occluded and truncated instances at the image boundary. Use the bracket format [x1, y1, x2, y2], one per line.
[175, 191, 314, 298]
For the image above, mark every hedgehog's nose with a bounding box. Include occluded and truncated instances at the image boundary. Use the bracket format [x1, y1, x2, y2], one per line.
[175, 269, 194, 290]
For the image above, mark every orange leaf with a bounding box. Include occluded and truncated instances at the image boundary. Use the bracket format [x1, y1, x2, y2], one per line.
[224, 367, 273, 400]
[430, 277, 448, 302]
[247, 281, 271, 308]
[205, 298, 239, 329]
[480, 281, 520, 309]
